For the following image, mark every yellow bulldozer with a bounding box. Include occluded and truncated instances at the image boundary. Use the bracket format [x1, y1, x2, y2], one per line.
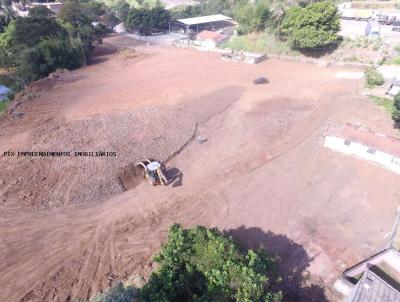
[135, 159, 168, 186]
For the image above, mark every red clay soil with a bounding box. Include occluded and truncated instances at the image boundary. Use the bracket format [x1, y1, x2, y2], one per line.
[1, 37, 400, 301]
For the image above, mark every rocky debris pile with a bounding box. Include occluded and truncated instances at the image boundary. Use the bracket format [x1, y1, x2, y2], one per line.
[47, 69, 71, 79]
[0, 108, 196, 208]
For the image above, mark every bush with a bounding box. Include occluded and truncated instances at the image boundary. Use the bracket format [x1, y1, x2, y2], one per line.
[90, 282, 136, 302]
[139, 224, 282, 302]
[393, 109, 400, 128]
[365, 68, 384, 86]
[394, 93, 400, 110]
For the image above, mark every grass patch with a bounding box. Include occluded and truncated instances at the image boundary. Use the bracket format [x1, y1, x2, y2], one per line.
[0, 99, 9, 116]
[221, 32, 298, 55]
[369, 96, 396, 114]
[384, 57, 400, 65]
[343, 56, 359, 62]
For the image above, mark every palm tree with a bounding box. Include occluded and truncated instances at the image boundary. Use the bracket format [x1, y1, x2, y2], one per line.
[270, 3, 285, 28]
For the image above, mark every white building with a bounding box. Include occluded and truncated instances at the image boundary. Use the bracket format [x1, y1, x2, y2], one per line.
[324, 124, 400, 174]
[195, 30, 227, 51]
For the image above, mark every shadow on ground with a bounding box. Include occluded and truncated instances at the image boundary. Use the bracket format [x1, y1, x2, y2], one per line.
[165, 167, 183, 187]
[88, 43, 118, 65]
[225, 226, 328, 302]
[297, 38, 344, 59]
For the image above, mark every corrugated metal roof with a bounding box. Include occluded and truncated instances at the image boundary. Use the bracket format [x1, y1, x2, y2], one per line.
[177, 14, 232, 26]
[350, 268, 400, 302]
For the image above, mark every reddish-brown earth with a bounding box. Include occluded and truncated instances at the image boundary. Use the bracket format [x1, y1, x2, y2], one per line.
[0, 36, 399, 301]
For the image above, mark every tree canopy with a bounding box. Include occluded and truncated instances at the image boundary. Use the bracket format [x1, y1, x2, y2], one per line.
[139, 224, 282, 302]
[124, 6, 170, 34]
[0, 0, 110, 84]
[234, 3, 271, 35]
[279, 1, 340, 49]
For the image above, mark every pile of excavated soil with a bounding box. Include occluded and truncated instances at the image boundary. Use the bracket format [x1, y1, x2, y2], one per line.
[119, 164, 145, 190]
[0, 108, 195, 208]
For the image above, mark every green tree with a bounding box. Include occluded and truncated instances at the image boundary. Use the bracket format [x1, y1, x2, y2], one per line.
[280, 1, 340, 49]
[235, 3, 270, 35]
[125, 6, 170, 34]
[0, 0, 15, 32]
[139, 224, 282, 302]
[58, 0, 90, 26]
[81, 0, 106, 21]
[28, 6, 55, 19]
[114, 0, 130, 22]
[0, 0, 97, 85]
[13, 13, 62, 47]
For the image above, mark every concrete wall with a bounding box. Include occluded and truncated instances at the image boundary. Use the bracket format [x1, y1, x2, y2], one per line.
[324, 136, 400, 174]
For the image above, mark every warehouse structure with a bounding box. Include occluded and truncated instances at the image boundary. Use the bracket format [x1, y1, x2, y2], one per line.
[170, 14, 236, 43]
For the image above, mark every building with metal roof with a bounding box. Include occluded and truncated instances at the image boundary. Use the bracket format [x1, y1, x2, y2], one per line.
[176, 14, 233, 26]
[348, 268, 400, 302]
[335, 248, 400, 301]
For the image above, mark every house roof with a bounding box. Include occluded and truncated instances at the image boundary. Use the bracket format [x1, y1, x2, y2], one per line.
[197, 30, 226, 42]
[177, 14, 232, 26]
[324, 124, 400, 158]
[349, 268, 400, 302]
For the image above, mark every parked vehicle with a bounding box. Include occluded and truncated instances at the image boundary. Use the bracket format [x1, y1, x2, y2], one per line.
[253, 77, 269, 85]
[393, 21, 400, 31]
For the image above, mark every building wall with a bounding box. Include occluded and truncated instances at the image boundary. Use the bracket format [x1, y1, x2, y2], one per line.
[324, 136, 400, 174]
[198, 39, 217, 51]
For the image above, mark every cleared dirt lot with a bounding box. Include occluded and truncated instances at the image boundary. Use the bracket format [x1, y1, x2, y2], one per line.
[0, 36, 400, 301]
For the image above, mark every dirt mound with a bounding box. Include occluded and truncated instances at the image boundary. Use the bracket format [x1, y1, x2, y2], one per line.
[0, 108, 195, 208]
[119, 164, 145, 190]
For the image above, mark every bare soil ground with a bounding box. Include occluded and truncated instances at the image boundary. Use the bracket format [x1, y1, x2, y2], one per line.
[1, 36, 400, 301]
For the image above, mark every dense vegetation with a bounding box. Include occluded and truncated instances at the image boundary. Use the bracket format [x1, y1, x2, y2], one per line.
[124, 5, 170, 34]
[279, 1, 340, 49]
[90, 224, 283, 302]
[0, 0, 114, 85]
[116, 0, 340, 51]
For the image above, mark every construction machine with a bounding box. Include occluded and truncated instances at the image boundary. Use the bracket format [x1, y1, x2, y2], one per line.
[135, 159, 168, 186]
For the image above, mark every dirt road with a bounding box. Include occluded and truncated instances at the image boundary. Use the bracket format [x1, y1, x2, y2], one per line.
[1, 37, 399, 301]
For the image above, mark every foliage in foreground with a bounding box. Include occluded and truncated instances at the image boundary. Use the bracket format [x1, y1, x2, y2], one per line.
[90, 225, 283, 302]
[141, 224, 282, 302]
[279, 1, 340, 49]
